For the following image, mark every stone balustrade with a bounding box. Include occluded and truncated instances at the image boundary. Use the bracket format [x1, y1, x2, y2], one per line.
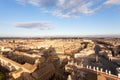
[66, 62, 120, 79]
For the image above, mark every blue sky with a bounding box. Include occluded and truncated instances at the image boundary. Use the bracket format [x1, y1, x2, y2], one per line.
[0, 0, 120, 37]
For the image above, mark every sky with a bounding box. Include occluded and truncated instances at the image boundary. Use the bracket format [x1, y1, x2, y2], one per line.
[0, 0, 120, 37]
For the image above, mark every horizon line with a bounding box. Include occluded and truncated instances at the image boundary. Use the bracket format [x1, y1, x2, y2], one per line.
[0, 34, 120, 38]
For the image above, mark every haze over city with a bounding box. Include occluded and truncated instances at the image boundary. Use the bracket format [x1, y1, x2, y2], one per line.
[0, 0, 120, 37]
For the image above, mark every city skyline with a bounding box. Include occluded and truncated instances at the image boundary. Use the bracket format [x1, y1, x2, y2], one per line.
[0, 0, 120, 37]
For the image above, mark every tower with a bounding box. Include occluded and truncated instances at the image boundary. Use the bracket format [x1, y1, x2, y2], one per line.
[94, 44, 100, 62]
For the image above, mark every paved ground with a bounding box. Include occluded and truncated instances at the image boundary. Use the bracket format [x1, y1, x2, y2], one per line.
[76, 54, 118, 75]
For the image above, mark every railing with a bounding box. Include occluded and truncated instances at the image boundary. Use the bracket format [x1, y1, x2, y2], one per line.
[66, 62, 120, 80]
[81, 65, 120, 80]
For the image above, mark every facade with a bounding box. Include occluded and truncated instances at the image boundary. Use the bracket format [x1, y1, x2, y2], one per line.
[0, 55, 39, 79]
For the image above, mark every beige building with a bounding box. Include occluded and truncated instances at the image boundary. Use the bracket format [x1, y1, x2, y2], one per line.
[0, 55, 39, 79]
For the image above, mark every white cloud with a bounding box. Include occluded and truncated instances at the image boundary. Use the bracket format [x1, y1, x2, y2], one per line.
[104, 0, 120, 5]
[16, 0, 120, 18]
[13, 21, 54, 30]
